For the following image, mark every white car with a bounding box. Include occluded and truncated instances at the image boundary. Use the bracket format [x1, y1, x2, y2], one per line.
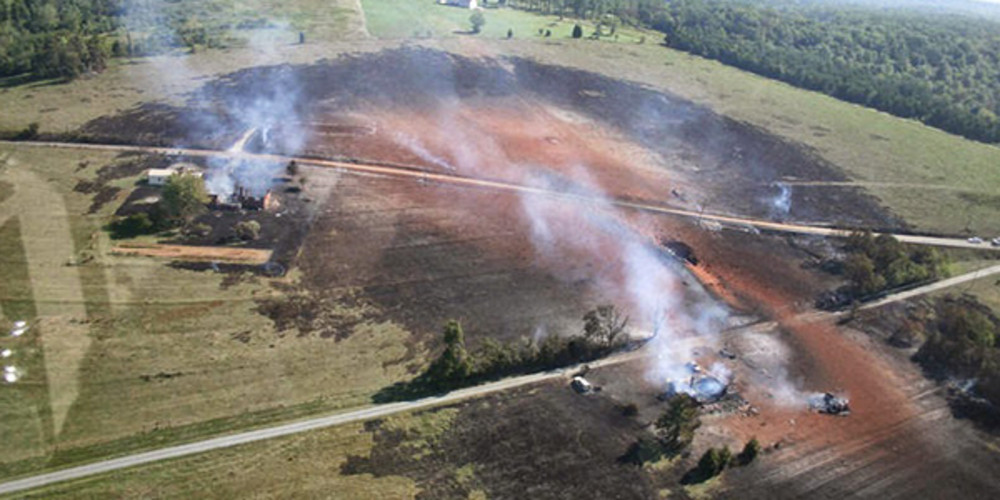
[968, 237, 985, 244]
[571, 376, 593, 394]
[992, 237, 1000, 247]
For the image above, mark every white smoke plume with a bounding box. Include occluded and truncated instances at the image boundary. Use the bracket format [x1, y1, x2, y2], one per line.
[768, 182, 793, 219]
[122, 5, 308, 198]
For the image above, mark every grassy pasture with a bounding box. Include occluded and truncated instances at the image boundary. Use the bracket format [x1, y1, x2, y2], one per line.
[0, 144, 422, 480]
[16, 409, 461, 499]
[361, 0, 648, 42]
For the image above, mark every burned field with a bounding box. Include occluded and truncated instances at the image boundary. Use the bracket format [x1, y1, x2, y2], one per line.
[340, 382, 657, 500]
[7, 44, 999, 498]
[78, 47, 900, 230]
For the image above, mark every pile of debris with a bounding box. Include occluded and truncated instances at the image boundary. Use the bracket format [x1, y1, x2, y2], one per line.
[809, 392, 850, 416]
[660, 362, 729, 404]
[209, 186, 275, 211]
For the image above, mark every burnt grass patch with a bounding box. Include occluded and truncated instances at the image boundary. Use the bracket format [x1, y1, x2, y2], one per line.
[342, 383, 660, 500]
[76, 47, 900, 229]
[293, 174, 597, 349]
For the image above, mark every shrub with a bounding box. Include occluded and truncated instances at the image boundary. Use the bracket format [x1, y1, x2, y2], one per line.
[738, 438, 761, 465]
[14, 123, 40, 140]
[109, 213, 156, 239]
[621, 402, 639, 417]
[234, 220, 261, 241]
[469, 11, 486, 34]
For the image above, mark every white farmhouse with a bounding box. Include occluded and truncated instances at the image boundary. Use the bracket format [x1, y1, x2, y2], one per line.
[438, 0, 478, 9]
[146, 168, 175, 186]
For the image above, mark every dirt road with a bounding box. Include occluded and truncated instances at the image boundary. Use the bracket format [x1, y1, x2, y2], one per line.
[3, 140, 996, 252]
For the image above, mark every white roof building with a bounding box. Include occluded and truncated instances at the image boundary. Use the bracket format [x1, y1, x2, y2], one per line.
[438, 0, 478, 9]
[146, 164, 204, 186]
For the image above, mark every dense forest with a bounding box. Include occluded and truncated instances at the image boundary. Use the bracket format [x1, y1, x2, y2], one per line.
[9, 1, 1000, 144]
[0, 0, 122, 79]
[0, 0, 246, 81]
[510, 0, 1000, 143]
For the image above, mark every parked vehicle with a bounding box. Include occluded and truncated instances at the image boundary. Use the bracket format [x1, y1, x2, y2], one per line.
[571, 376, 593, 394]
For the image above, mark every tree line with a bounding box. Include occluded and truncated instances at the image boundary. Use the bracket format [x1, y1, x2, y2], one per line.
[914, 297, 1000, 412]
[814, 230, 947, 310]
[645, 0, 1000, 143]
[373, 305, 629, 402]
[508, 0, 1000, 144]
[0, 0, 122, 79]
[0, 0, 248, 81]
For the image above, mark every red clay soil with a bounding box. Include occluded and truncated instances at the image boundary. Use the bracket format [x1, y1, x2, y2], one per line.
[296, 97, 698, 205]
[671, 224, 1000, 498]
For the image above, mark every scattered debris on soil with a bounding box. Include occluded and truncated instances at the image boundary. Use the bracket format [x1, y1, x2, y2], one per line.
[809, 392, 851, 416]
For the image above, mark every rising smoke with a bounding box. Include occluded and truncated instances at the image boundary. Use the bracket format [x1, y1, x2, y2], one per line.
[768, 181, 793, 219]
[123, 6, 309, 199]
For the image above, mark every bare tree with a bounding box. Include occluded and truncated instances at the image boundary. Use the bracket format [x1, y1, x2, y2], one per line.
[583, 304, 628, 347]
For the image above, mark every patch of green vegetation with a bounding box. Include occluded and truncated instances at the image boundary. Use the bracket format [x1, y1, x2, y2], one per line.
[19, 420, 419, 499]
[385, 407, 459, 460]
[0, 180, 12, 205]
[361, 1, 648, 42]
[0, 218, 36, 320]
[841, 230, 948, 299]
[0, 144, 422, 481]
[375, 308, 625, 402]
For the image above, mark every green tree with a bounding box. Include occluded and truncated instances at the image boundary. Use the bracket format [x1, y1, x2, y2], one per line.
[109, 213, 155, 239]
[692, 447, 728, 482]
[469, 11, 486, 34]
[426, 320, 473, 385]
[161, 174, 208, 222]
[844, 253, 885, 296]
[738, 437, 761, 465]
[572, 24, 583, 39]
[655, 393, 701, 452]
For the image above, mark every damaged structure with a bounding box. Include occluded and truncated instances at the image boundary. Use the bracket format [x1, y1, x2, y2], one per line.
[660, 362, 729, 404]
[209, 186, 275, 211]
[810, 392, 851, 416]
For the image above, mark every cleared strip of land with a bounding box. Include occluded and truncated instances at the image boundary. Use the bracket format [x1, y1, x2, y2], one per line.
[110, 244, 272, 264]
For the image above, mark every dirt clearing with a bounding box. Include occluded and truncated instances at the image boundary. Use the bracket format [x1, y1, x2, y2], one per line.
[111, 243, 273, 264]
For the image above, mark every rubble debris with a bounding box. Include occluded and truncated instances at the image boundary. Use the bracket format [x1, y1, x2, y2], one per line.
[719, 348, 737, 360]
[661, 240, 699, 265]
[809, 392, 851, 416]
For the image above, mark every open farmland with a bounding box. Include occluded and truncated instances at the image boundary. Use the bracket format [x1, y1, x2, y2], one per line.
[15, 383, 655, 499]
[0, 146, 420, 480]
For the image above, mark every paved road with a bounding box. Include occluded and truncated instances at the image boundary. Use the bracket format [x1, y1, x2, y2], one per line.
[858, 263, 1000, 311]
[3, 140, 998, 252]
[2, 262, 995, 495]
[0, 346, 655, 496]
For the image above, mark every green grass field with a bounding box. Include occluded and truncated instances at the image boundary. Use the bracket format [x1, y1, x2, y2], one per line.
[361, 1, 648, 42]
[16, 409, 464, 499]
[0, 144, 424, 481]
